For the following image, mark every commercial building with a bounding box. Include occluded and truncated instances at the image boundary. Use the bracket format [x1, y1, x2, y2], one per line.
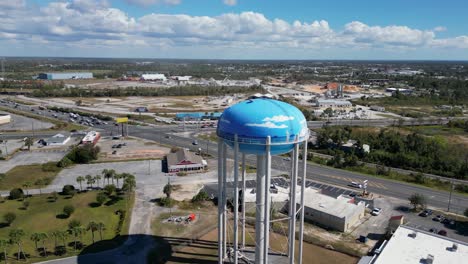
[38, 72, 93, 80]
[166, 148, 207, 173]
[315, 99, 352, 110]
[175, 112, 222, 121]
[368, 225, 468, 264]
[140, 74, 167, 81]
[44, 133, 71, 146]
[81, 131, 100, 145]
[301, 188, 366, 232]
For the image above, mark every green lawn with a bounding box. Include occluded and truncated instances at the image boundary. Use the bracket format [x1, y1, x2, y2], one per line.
[0, 191, 134, 263]
[0, 164, 61, 190]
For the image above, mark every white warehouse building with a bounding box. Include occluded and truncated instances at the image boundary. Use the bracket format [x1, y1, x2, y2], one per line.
[141, 74, 167, 81]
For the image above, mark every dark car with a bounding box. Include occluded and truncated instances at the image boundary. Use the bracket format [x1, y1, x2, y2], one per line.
[437, 230, 447, 236]
[433, 215, 445, 222]
[429, 228, 438, 233]
[419, 209, 433, 217]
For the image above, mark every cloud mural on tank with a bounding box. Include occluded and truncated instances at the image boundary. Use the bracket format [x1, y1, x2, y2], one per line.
[217, 98, 309, 155]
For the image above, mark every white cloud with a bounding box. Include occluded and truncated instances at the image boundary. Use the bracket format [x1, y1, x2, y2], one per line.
[1, 1, 468, 58]
[224, 0, 237, 6]
[125, 0, 181, 6]
[433, 26, 447, 32]
[263, 115, 294, 122]
[246, 121, 288, 129]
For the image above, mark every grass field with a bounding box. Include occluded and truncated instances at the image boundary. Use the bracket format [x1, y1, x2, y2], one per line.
[0, 164, 61, 190]
[0, 191, 134, 263]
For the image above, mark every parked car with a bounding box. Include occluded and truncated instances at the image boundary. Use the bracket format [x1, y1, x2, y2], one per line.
[419, 209, 433, 217]
[433, 215, 445, 222]
[112, 150, 117, 155]
[192, 140, 198, 145]
[437, 230, 447, 236]
[429, 228, 438, 233]
[371, 208, 382, 216]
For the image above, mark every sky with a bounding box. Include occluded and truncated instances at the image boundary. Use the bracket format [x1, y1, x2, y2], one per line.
[1, 0, 468, 60]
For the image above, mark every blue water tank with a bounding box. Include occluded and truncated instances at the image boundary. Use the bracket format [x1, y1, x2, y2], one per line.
[217, 98, 309, 155]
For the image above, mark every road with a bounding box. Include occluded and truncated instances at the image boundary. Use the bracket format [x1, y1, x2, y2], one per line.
[2, 99, 468, 213]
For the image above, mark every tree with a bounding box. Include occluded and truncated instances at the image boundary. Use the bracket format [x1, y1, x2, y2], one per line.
[115, 174, 123, 189]
[85, 175, 95, 189]
[9, 188, 24, 200]
[0, 239, 8, 264]
[96, 192, 107, 206]
[163, 183, 173, 198]
[409, 193, 426, 210]
[39, 233, 48, 257]
[87, 221, 98, 244]
[22, 182, 32, 197]
[97, 222, 105, 241]
[3, 212, 16, 226]
[62, 185, 76, 196]
[63, 205, 75, 218]
[76, 176, 85, 191]
[102, 169, 116, 185]
[50, 231, 60, 252]
[94, 175, 102, 188]
[69, 226, 84, 251]
[103, 184, 116, 196]
[24, 137, 34, 151]
[30, 233, 41, 254]
[9, 229, 26, 261]
[122, 175, 136, 193]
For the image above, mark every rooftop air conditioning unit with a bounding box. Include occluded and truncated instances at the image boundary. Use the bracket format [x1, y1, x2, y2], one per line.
[452, 243, 458, 252]
[426, 254, 434, 264]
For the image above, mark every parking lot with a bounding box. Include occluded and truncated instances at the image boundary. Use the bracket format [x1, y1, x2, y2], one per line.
[0, 111, 54, 131]
[97, 136, 170, 161]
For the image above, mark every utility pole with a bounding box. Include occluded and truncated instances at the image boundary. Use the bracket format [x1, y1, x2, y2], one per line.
[447, 180, 454, 212]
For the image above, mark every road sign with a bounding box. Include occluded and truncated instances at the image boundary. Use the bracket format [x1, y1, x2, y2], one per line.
[116, 117, 128, 123]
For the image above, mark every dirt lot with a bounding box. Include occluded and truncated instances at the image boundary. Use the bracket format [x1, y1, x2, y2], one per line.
[97, 136, 170, 161]
[168, 226, 358, 264]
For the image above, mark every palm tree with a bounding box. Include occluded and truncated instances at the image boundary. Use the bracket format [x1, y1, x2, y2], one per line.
[24, 137, 34, 151]
[85, 175, 93, 189]
[0, 239, 8, 264]
[94, 175, 101, 188]
[30, 233, 41, 254]
[51, 231, 60, 252]
[101, 169, 109, 185]
[22, 181, 32, 197]
[9, 229, 25, 261]
[39, 233, 48, 257]
[87, 221, 98, 244]
[69, 226, 84, 251]
[97, 222, 105, 241]
[76, 176, 85, 191]
[102, 169, 116, 185]
[115, 174, 123, 189]
[58, 230, 68, 249]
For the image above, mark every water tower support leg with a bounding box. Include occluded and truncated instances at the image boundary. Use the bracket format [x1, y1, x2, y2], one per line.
[255, 155, 266, 264]
[263, 136, 271, 264]
[298, 142, 308, 264]
[241, 153, 246, 249]
[288, 143, 299, 264]
[222, 144, 227, 259]
[233, 136, 239, 264]
[217, 139, 224, 263]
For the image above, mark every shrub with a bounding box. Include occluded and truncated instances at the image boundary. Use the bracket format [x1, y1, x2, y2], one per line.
[66, 145, 100, 164]
[104, 185, 116, 196]
[192, 190, 210, 203]
[62, 185, 76, 196]
[158, 197, 175, 208]
[63, 205, 75, 218]
[96, 192, 107, 205]
[176, 172, 187, 176]
[41, 162, 61, 172]
[57, 157, 73, 168]
[9, 188, 24, 200]
[3, 212, 16, 225]
[68, 219, 81, 229]
[464, 208, 468, 218]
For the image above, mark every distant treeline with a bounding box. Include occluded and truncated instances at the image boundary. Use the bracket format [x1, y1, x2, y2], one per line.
[315, 126, 468, 179]
[31, 84, 265, 97]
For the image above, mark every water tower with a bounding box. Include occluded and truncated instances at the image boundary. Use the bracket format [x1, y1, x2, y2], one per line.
[216, 96, 309, 264]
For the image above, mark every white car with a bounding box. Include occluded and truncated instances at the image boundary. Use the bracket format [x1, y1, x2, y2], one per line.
[350, 182, 363, 188]
[371, 208, 382, 216]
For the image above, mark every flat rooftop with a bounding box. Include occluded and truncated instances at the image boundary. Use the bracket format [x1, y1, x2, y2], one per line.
[302, 188, 360, 218]
[374, 225, 468, 264]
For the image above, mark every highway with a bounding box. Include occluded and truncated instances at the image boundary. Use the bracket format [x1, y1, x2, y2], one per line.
[1, 99, 467, 213]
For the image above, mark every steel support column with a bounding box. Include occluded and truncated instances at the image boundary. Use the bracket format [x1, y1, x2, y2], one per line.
[298, 142, 308, 264]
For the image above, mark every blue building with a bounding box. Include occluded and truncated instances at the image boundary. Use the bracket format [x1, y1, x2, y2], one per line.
[175, 112, 222, 121]
[38, 72, 93, 80]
